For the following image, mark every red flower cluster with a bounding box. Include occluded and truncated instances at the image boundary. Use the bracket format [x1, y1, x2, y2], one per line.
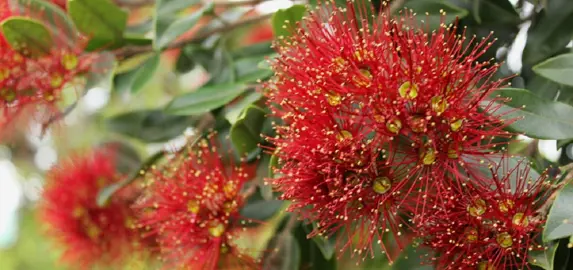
[133, 135, 260, 270]
[265, 0, 549, 267]
[39, 148, 140, 269]
[0, 0, 93, 135]
[415, 158, 554, 269]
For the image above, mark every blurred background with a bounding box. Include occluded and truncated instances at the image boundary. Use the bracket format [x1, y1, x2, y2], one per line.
[1, 0, 572, 269]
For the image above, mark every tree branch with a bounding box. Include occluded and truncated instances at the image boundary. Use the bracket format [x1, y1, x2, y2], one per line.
[114, 13, 272, 59]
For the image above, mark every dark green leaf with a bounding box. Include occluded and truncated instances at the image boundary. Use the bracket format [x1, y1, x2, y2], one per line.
[493, 88, 573, 140]
[1, 17, 53, 57]
[544, 183, 573, 242]
[131, 54, 160, 93]
[240, 199, 283, 221]
[123, 35, 153, 46]
[68, 0, 128, 49]
[269, 154, 279, 179]
[522, 0, 573, 66]
[390, 244, 434, 270]
[271, 5, 307, 39]
[529, 242, 558, 270]
[224, 91, 263, 124]
[16, 0, 77, 44]
[403, 0, 469, 30]
[294, 224, 337, 270]
[166, 83, 248, 115]
[301, 223, 336, 260]
[106, 109, 197, 142]
[231, 41, 274, 59]
[235, 55, 274, 83]
[154, 1, 213, 49]
[96, 141, 141, 174]
[263, 232, 301, 270]
[533, 53, 573, 87]
[230, 105, 266, 156]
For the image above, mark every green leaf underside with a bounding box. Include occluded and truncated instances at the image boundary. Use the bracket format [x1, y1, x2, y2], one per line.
[106, 109, 197, 142]
[533, 53, 573, 87]
[493, 88, 573, 140]
[130, 54, 161, 93]
[154, 0, 213, 49]
[544, 183, 573, 242]
[166, 83, 248, 115]
[68, 0, 127, 47]
[529, 242, 558, 270]
[1, 17, 53, 57]
[230, 105, 266, 156]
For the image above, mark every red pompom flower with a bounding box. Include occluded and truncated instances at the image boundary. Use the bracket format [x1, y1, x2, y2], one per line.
[265, 0, 516, 262]
[39, 148, 140, 269]
[134, 135, 261, 270]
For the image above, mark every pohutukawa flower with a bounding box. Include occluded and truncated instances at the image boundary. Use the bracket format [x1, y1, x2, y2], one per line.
[415, 157, 556, 269]
[265, 0, 517, 263]
[134, 134, 261, 270]
[39, 149, 140, 269]
[0, 1, 95, 135]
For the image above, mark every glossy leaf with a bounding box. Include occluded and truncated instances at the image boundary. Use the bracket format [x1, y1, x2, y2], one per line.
[68, 0, 128, 48]
[522, 0, 573, 66]
[16, 0, 77, 45]
[166, 83, 248, 115]
[1, 17, 53, 57]
[230, 105, 266, 156]
[240, 199, 283, 221]
[224, 91, 262, 124]
[131, 54, 160, 93]
[271, 5, 307, 39]
[544, 183, 573, 242]
[493, 88, 573, 140]
[85, 52, 117, 91]
[530, 242, 558, 270]
[403, 0, 469, 30]
[154, 1, 213, 49]
[106, 109, 198, 142]
[263, 232, 301, 270]
[533, 53, 573, 87]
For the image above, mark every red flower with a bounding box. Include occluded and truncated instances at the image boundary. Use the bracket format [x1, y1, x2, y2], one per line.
[0, 1, 95, 134]
[134, 135, 260, 270]
[265, 0, 516, 263]
[415, 157, 555, 269]
[39, 148, 139, 269]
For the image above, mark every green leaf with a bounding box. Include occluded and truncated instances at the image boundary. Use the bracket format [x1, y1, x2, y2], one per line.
[263, 232, 301, 270]
[16, 0, 77, 45]
[493, 88, 573, 140]
[231, 41, 274, 59]
[166, 83, 248, 115]
[113, 54, 160, 93]
[390, 244, 434, 270]
[301, 223, 336, 260]
[235, 56, 274, 83]
[533, 53, 573, 87]
[271, 5, 307, 39]
[230, 105, 266, 156]
[224, 91, 262, 124]
[240, 199, 284, 221]
[131, 54, 160, 93]
[522, 0, 573, 66]
[96, 141, 141, 174]
[106, 109, 198, 142]
[403, 0, 469, 30]
[530, 242, 558, 270]
[154, 1, 213, 49]
[1, 17, 53, 57]
[544, 183, 573, 242]
[68, 0, 128, 49]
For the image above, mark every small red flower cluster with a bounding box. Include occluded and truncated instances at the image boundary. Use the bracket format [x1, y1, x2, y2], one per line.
[133, 135, 261, 270]
[0, 0, 93, 134]
[39, 148, 140, 269]
[265, 0, 555, 268]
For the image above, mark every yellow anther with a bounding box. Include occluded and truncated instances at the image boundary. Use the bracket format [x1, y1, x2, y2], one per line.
[498, 199, 514, 213]
[467, 198, 487, 217]
[398, 81, 418, 99]
[496, 232, 513, 248]
[326, 92, 341, 106]
[512, 213, 529, 227]
[408, 116, 426, 133]
[50, 74, 64, 88]
[208, 221, 226, 237]
[386, 118, 402, 134]
[353, 69, 372, 88]
[372, 177, 392, 194]
[419, 147, 436, 165]
[62, 53, 78, 70]
[431, 95, 448, 114]
[464, 227, 478, 243]
[187, 200, 200, 213]
[450, 119, 464, 132]
[336, 130, 353, 142]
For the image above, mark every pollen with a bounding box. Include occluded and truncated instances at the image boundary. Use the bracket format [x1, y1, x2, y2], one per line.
[496, 232, 513, 248]
[419, 147, 436, 165]
[498, 199, 514, 213]
[332, 57, 347, 72]
[431, 95, 448, 114]
[512, 213, 529, 227]
[408, 116, 426, 133]
[336, 130, 353, 142]
[386, 117, 402, 134]
[353, 69, 372, 88]
[450, 119, 464, 132]
[467, 198, 487, 217]
[464, 227, 478, 243]
[326, 92, 342, 106]
[208, 221, 226, 238]
[62, 53, 79, 70]
[187, 200, 200, 213]
[372, 177, 392, 194]
[0, 68, 9, 81]
[398, 81, 418, 100]
[50, 73, 64, 88]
